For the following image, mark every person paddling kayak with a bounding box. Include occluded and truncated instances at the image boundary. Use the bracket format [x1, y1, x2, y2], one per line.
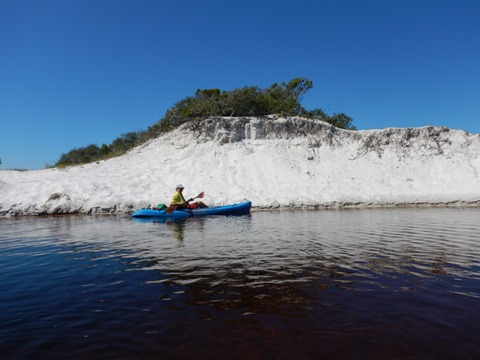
[170, 184, 208, 209]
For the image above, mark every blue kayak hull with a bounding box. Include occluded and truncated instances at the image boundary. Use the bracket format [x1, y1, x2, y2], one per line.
[131, 201, 252, 219]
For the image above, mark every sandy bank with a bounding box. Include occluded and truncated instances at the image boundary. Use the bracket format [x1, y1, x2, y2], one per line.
[1, 116, 479, 216]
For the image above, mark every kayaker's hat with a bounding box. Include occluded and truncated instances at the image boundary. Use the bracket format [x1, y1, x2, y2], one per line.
[176, 184, 185, 189]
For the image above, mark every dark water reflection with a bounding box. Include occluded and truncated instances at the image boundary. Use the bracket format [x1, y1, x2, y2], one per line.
[1, 208, 479, 359]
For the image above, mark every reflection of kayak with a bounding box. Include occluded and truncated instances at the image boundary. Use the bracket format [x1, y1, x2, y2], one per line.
[131, 201, 252, 219]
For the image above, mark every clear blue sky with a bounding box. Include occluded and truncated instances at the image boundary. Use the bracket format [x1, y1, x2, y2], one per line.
[1, 0, 479, 169]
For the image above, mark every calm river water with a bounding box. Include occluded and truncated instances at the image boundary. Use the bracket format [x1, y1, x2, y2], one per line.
[1, 208, 479, 359]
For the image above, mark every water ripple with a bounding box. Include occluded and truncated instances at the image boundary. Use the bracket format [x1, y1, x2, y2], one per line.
[1, 208, 480, 359]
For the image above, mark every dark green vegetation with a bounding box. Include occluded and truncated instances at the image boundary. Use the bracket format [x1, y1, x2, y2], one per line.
[55, 78, 356, 167]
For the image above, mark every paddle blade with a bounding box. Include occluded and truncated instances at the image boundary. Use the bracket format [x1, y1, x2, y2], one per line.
[197, 191, 205, 199]
[166, 205, 176, 214]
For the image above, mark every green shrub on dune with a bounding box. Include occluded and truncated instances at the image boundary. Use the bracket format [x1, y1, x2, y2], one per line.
[55, 78, 355, 167]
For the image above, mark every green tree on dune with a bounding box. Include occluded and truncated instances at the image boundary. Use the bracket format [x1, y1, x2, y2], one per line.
[54, 77, 356, 167]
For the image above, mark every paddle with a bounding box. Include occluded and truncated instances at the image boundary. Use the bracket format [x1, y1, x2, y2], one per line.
[166, 191, 205, 214]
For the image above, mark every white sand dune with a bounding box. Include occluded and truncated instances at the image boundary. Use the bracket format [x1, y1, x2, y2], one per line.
[1, 116, 479, 216]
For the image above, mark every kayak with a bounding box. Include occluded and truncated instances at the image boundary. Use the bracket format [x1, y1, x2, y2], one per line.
[131, 201, 252, 219]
